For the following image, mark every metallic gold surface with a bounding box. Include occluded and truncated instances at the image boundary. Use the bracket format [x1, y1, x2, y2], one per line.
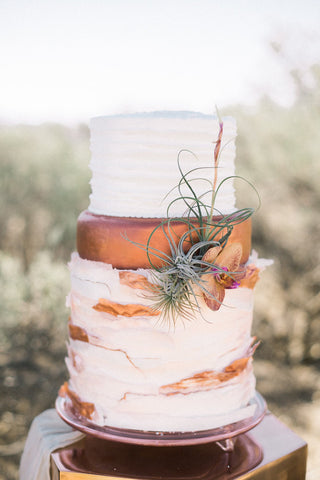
[52, 434, 262, 479]
[92, 298, 160, 317]
[51, 413, 307, 479]
[77, 211, 252, 269]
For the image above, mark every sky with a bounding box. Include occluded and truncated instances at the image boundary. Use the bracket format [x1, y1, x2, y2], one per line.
[1, 0, 320, 124]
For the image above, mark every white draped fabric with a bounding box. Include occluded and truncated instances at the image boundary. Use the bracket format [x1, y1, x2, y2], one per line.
[19, 409, 84, 480]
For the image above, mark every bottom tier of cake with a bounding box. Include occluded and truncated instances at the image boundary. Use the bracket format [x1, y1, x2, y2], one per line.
[61, 253, 266, 432]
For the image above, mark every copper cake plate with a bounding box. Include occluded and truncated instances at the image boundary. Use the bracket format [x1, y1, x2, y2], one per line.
[56, 391, 266, 447]
[54, 432, 264, 479]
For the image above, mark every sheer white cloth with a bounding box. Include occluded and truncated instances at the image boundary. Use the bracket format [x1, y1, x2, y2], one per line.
[19, 409, 85, 480]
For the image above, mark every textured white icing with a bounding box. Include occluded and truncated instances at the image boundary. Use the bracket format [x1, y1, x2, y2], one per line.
[89, 112, 237, 218]
[63, 113, 272, 432]
[66, 253, 257, 432]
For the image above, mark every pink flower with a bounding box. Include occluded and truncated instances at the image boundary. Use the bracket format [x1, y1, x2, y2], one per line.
[201, 242, 244, 311]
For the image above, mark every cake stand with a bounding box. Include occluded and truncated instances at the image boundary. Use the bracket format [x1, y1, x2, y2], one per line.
[56, 391, 266, 451]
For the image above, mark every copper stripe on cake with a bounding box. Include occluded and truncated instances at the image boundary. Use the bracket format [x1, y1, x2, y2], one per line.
[160, 343, 259, 396]
[59, 382, 95, 419]
[239, 265, 260, 289]
[92, 298, 160, 317]
[119, 271, 156, 291]
[68, 323, 89, 343]
[77, 211, 252, 269]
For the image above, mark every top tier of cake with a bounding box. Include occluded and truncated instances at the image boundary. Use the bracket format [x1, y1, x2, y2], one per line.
[89, 112, 237, 218]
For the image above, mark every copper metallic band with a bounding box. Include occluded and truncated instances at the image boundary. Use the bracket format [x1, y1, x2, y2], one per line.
[77, 210, 252, 269]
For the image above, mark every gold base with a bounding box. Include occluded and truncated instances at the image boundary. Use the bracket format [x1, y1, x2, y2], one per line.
[51, 413, 307, 480]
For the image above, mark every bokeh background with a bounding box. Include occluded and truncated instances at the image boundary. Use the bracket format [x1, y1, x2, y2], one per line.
[1, 1, 320, 479]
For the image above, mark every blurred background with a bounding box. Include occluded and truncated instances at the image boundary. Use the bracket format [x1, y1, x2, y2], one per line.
[1, 1, 320, 479]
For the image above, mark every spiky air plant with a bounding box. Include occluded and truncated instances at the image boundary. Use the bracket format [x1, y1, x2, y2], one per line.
[125, 118, 259, 324]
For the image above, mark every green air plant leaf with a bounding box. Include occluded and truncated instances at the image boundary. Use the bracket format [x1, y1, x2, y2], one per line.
[124, 120, 259, 324]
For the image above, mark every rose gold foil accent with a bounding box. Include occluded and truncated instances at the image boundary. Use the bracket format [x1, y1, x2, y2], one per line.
[77, 210, 252, 269]
[93, 298, 160, 317]
[119, 271, 155, 291]
[68, 323, 89, 343]
[240, 265, 261, 289]
[59, 382, 95, 419]
[160, 344, 259, 396]
[59, 382, 68, 398]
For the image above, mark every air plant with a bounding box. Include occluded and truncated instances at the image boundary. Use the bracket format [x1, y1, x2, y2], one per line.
[125, 117, 259, 324]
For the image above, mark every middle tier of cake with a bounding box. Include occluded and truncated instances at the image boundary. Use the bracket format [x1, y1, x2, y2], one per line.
[77, 211, 252, 269]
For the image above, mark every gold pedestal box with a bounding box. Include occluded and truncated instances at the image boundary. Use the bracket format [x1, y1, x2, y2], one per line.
[51, 413, 307, 480]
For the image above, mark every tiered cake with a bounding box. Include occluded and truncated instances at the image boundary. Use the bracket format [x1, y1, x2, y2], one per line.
[59, 112, 269, 432]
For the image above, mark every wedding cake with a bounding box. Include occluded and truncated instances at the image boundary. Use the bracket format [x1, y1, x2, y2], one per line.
[59, 112, 270, 433]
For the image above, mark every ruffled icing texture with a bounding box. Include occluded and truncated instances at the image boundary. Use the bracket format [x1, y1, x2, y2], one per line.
[88, 112, 237, 218]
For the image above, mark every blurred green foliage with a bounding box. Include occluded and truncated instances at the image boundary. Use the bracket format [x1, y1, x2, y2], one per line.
[234, 64, 320, 365]
[0, 123, 90, 270]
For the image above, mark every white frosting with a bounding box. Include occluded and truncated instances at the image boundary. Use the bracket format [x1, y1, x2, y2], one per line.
[89, 112, 237, 218]
[62, 113, 271, 432]
[66, 253, 257, 432]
